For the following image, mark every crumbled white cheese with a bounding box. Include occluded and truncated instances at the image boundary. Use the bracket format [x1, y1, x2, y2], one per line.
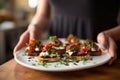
[35, 47, 39, 51]
[66, 50, 73, 56]
[91, 48, 96, 51]
[39, 52, 49, 57]
[26, 46, 30, 50]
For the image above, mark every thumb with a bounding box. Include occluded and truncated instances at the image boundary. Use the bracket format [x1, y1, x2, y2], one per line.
[14, 31, 29, 53]
[97, 32, 108, 50]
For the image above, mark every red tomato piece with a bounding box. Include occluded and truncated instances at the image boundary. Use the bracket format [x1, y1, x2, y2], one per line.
[28, 47, 34, 53]
[81, 46, 91, 53]
[45, 44, 53, 49]
[94, 44, 99, 51]
[72, 43, 78, 46]
[29, 40, 35, 47]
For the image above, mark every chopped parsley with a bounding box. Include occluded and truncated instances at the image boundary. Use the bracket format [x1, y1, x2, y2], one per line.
[49, 53, 57, 58]
[41, 61, 48, 67]
[37, 61, 48, 68]
[59, 57, 80, 66]
[54, 62, 59, 67]
[72, 58, 79, 65]
[93, 62, 96, 64]
[32, 63, 36, 66]
[81, 57, 87, 65]
[49, 36, 57, 41]
[60, 57, 69, 66]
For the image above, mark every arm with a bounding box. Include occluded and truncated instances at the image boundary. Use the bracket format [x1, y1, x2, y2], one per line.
[28, 0, 50, 33]
[14, 0, 50, 53]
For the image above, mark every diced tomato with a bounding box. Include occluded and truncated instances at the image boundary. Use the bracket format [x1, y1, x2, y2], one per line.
[29, 40, 35, 47]
[70, 38, 78, 43]
[72, 43, 78, 46]
[80, 46, 91, 53]
[45, 43, 53, 49]
[85, 47, 91, 52]
[94, 44, 99, 51]
[83, 47, 91, 52]
[79, 48, 85, 54]
[28, 47, 34, 53]
[70, 39, 73, 43]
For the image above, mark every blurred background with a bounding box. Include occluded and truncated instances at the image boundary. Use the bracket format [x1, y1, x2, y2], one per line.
[0, 0, 120, 65]
[0, 0, 38, 64]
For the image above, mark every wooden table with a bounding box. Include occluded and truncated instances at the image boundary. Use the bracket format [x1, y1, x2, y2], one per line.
[0, 59, 120, 80]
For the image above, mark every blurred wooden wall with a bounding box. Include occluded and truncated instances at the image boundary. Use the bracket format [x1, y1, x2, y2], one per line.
[14, 0, 30, 10]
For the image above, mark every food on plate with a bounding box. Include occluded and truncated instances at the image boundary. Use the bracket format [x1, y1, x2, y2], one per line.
[65, 42, 91, 61]
[25, 35, 102, 64]
[81, 39, 102, 56]
[37, 43, 60, 62]
[26, 40, 43, 56]
[49, 36, 66, 57]
[65, 35, 102, 61]
[66, 34, 80, 44]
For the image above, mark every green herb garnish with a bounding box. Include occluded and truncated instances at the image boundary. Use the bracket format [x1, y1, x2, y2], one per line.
[93, 62, 96, 64]
[81, 57, 87, 65]
[89, 43, 94, 48]
[41, 61, 48, 67]
[47, 49, 52, 54]
[60, 57, 70, 66]
[49, 36, 57, 41]
[54, 62, 59, 67]
[32, 63, 36, 66]
[62, 57, 67, 61]
[37, 61, 48, 67]
[49, 54, 56, 58]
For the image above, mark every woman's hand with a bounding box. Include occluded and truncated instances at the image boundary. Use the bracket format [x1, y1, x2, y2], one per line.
[14, 0, 50, 53]
[13, 24, 45, 54]
[97, 32, 117, 65]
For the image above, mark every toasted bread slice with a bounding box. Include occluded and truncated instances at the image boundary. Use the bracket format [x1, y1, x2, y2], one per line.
[37, 56, 60, 62]
[71, 54, 91, 61]
[90, 50, 102, 56]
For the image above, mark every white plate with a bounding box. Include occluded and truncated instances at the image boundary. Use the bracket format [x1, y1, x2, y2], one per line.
[14, 39, 111, 72]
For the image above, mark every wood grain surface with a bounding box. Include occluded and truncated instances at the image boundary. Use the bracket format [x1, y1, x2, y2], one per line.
[0, 59, 120, 80]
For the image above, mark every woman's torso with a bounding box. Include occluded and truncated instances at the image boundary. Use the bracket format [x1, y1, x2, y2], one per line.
[48, 0, 119, 41]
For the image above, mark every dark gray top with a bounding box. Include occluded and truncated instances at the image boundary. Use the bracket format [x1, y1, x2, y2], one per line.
[48, 0, 119, 41]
